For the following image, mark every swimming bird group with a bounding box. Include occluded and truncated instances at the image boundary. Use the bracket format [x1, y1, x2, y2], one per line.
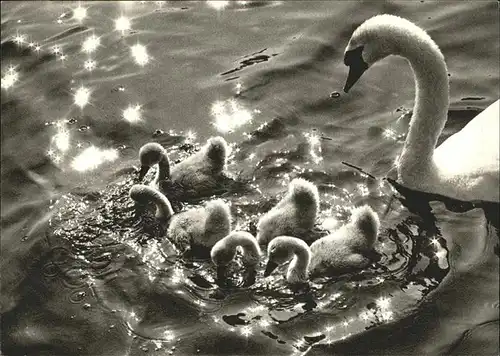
[131, 137, 381, 285]
[125, 14, 497, 288]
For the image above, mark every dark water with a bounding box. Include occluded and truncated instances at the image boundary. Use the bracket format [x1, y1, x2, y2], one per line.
[1, 1, 498, 355]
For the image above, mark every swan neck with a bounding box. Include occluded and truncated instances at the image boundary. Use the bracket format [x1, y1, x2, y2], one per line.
[288, 244, 310, 282]
[151, 193, 173, 221]
[157, 153, 170, 181]
[398, 34, 449, 176]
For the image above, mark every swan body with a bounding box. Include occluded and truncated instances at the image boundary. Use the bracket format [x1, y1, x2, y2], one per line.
[264, 205, 380, 283]
[308, 205, 380, 277]
[129, 184, 231, 255]
[343, 14, 499, 202]
[167, 199, 231, 256]
[256, 178, 320, 245]
[171, 136, 228, 194]
[211, 231, 261, 286]
[138, 136, 229, 197]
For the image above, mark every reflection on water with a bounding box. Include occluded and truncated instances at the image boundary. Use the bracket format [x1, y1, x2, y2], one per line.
[211, 98, 254, 133]
[1, 1, 498, 355]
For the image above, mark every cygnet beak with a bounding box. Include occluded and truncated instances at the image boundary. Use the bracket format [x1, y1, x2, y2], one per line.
[138, 165, 150, 181]
[264, 260, 279, 277]
[343, 46, 368, 93]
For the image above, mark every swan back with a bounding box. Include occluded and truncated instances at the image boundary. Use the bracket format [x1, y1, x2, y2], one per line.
[204, 136, 228, 174]
[256, 178, 319, 245]
[348, 205, 380, 249]
[308, 205, 379, 276]
[204, 199, 232, 247]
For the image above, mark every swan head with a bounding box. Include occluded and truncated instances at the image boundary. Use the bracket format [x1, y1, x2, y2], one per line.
[211, 232, 238, 267]
[264, 236, 305, 277]
[211, 231, 260, 287]
[344, 14, 418, 92]
[138, 142, 168, 180]
[129, 184, 174, 221]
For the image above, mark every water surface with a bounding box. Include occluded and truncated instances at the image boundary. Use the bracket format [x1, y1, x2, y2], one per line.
[1, 1, 498, 355]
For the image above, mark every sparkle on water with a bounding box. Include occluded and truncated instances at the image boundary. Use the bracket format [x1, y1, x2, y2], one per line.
[304, 131, 323, 164]
[84, 59, 97, 71]
[123, 104, 142, 123]
[1, 3, 448, 353]
[74, 86, 91, 108]
[115, 16, 132, 33]
[1, 66, 19, 89]
[206, 1, 230, 10]
[130, 43, 150, 66]
[71, 145, 119, 172]
[52, 123, 71, 152]
[82, 34, 100, 53]
[73, 6, 87, 21]
[211, 98, 253, 133]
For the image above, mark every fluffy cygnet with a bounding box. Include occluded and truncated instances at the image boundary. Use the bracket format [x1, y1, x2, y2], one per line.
[264, 205, 380, 283]
[264, 236, 311, 284]
[308, 205, 380, 277]
[256, 178, 319, 245]
[138, 137, 229, 198]
[129, 184, 231, 257]
[167, 199, 231, 257]
[211, 231, 262, 287]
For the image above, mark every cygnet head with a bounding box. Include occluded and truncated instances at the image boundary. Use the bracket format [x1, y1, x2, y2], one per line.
[264, 236, 311, 284]
[211, 231, 261, 267]
[343, 14, 438, 92]
[203, 136, 228, 174]
[129, 184, 174, 222]
[211, 231, 261, 288]
[138, 142, 169, 180]
[256, 178, 319, 245]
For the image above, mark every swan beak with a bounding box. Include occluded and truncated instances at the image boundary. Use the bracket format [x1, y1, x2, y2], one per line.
[264, 261, 279, 277]
[138, 165, 150, 180]
[344, 64, 368, 93]
[343, 46, 368, 93]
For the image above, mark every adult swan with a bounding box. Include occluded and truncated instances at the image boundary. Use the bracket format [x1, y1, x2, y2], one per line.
[343, 14, 499, 203]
